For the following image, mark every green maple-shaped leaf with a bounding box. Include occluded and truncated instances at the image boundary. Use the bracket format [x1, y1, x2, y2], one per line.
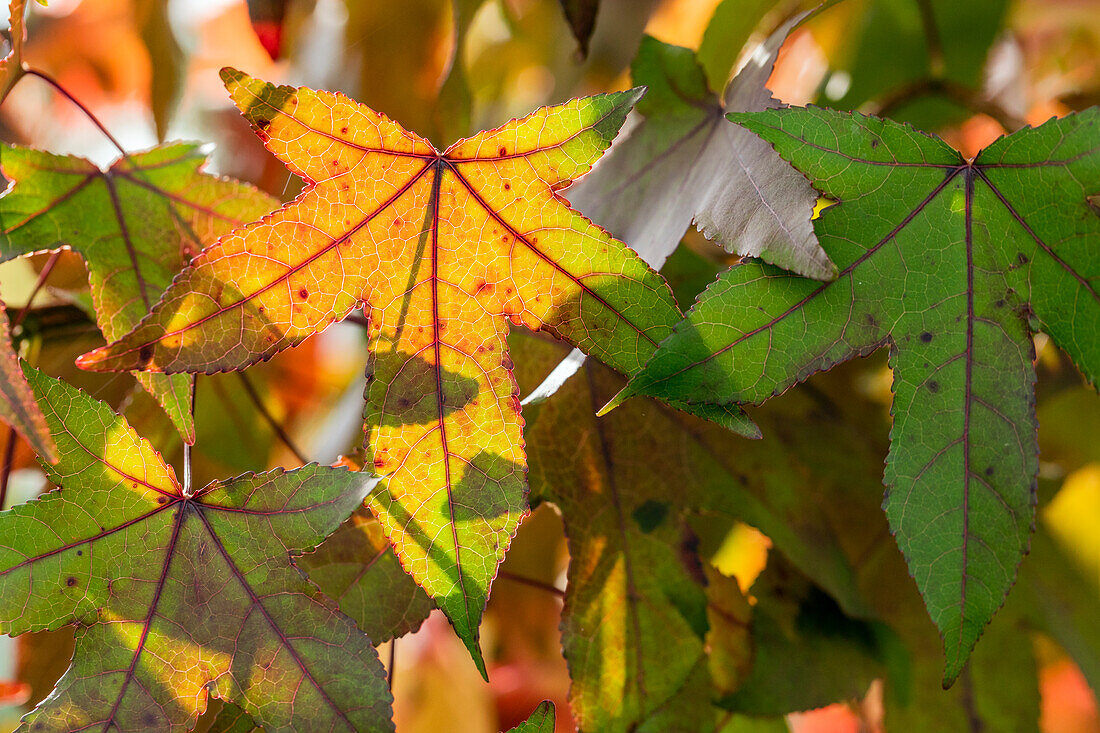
[0, 142, 278, 442]
[1, 366, 392, 732]
[610, 107, 1100, 683]
[73, 69, 751, 671]
[0, 296, 55, 461]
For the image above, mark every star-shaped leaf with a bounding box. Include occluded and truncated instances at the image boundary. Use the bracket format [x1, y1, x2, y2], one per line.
[567, 11, 835, 279]
[0, 142, 278, 441]
[610, 107, 1100, 684]
[0, 296, 55, 461]
[1, 366, 392, 732]
[74, 69, 722, 672]
[516, 332, 891, 729]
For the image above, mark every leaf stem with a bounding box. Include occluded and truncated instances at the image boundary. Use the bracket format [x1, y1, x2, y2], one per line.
[915, 0, 945, 78]
[870, 77, 1026, 131]
[387, 639, 396, 692]
[237, 372, 308, 464]
[10, 250, 61, 331]
[497, 570, 566, 599]
[182, 376, 196, 495]
[22, 68, 129, 158]
[0, 427, 16, 509]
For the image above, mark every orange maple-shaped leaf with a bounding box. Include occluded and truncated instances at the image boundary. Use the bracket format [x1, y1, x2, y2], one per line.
[78, 68, 693, 671]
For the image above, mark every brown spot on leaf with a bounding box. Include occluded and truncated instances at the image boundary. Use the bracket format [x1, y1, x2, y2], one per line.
[920, 332, 933, 343]
[138, 344, 155, 368]
[66, 577, 76, 587]
[928, 380, 940, 393]
[298, 288, 309, 300]
[498, 146, 507, 156]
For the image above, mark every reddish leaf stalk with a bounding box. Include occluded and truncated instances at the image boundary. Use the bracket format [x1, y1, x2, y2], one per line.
[237, 371, 308, 464]
[23, 69, 128, 159]
[0, 427, 16, 509]
[498, 570, 566, 599]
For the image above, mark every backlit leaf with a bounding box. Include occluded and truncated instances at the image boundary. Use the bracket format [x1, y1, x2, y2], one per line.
[507, 700, 555, 733]
[75, 69, 711, 672]
[2, 367, 392, 732]
[517, 334, 884, 730]
[567, 12, 835, 279]
[0, 143, 278, 442]
[614, 107, 1100, 684]
[0, 296, 55, 462]
[301, 506, 433, 643]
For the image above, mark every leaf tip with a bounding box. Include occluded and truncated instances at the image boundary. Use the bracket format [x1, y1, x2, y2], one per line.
[218, 66, 247, 89]
[596, 388, 630, 416]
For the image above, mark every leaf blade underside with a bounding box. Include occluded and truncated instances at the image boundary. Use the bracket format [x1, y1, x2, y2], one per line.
[615, 107, 1100, 684]
[0, 143, 278, 441]
[566, 12, 834, 279]
[2, 367, 391, 732]
[75, 68, 707, 672]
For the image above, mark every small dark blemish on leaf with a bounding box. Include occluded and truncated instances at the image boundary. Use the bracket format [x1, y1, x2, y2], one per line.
[65, 577, 76, 587]
[298, 288, 309, 300]
[864, 314, 877, 327]
[994, 299, 1005, 308]
[928, 380, 940, 393]
[632, 500, 668, 534]
[1017, 252, 1029, 265]
[920, 332, 933, 343]
[498, 146, 507, 156]
[138, 343, 155, 368]
[157, 496, 168, 504]
[871, 139, 879, 149]
[504, 182, 511, 190]
[76, 550, 82, 556]
[985, 466, 994, 476]
[341, 126, 348, 134]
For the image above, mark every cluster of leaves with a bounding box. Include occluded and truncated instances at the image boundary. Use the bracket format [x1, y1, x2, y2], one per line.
[0, 0, 1096, 731]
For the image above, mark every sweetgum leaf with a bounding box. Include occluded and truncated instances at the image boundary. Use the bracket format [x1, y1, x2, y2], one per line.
[2, 366, 392, 732]
[300, 506, 433, 643]
[517, 334, 885, 730]
[615, 107, 1100, 684]
[507, 700, 555, 733]
[0, 297, 55, 462]
[567, 12, 835, 279]
[717, 558, 891, 716]
[0, 143, 278, 442]
[76, 68, 732, 671]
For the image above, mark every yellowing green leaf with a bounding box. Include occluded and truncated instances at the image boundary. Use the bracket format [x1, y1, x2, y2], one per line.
[0, 143, 278, 441]
[2, 367, 391, 732]
[75, 69, 716, 672]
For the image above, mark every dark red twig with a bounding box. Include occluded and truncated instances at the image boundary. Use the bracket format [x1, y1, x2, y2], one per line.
[498, 570, 566, 599]
[23, 68, 129, 158]
[0, 427, 17, 510]
[237, 371, 308, 464]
